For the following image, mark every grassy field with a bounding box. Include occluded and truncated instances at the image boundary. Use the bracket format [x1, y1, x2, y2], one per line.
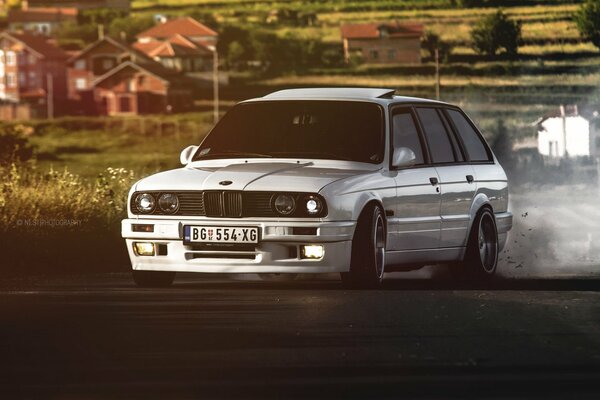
[26, 113, 214, 179]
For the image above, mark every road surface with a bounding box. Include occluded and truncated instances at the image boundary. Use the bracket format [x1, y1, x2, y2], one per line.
[1, 273, 600, 399]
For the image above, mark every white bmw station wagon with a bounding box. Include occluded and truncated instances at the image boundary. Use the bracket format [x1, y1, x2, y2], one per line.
[122, 88, 512, 288]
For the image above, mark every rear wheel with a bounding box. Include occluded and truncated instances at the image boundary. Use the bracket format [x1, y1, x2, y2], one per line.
[452, 208, 498, 279]
[132, 270, 176, 288]
[341, 203, 386, 289]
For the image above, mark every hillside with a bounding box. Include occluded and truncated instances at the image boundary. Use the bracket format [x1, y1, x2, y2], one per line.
[128, 0, 598, 138]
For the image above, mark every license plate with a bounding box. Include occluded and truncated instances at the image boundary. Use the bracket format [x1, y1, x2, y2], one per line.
[184, 226, 259, 244]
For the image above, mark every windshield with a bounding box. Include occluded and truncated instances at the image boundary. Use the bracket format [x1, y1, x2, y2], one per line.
[194, 100, 385, 163]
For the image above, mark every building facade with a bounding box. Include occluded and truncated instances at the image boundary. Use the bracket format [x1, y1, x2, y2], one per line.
[7, 7, 77, 36]
[341, 22, 423, 64]
[67, 36, 191, 116]
[0, 31, 68, 119]
[537, 105, 600, 159]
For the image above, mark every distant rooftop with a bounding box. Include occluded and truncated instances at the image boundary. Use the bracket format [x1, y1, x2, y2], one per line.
[8, 7, 77, 24]
[341, 21, 424, 40]
[136, 17, 218, 40]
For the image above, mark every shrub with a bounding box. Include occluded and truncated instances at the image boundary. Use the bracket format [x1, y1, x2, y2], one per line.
[0, 166, 137, 277]
[471, 9, 522, 56]
[0, 124, 35, 168]
[421, 31, 453, 62]
[575, 0, 600, 50]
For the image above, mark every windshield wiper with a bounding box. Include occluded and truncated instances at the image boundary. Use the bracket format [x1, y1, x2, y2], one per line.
[194, 151, 273, 160]
[271, 152, 352, 161]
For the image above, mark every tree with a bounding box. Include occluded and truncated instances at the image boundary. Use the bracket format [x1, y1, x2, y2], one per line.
[471, 9, 522, 56]
[421, 32, 453, 62]
[575, 0, 600, 50]
[0, 125, 35, 168]
[490, 119, 514, 174]
[108, 15, 155, 42]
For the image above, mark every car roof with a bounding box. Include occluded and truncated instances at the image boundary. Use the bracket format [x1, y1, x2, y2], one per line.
[248, 87, 450, 106]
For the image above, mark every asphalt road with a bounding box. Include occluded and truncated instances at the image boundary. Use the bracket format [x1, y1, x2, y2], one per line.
[1, 273, 600, 399]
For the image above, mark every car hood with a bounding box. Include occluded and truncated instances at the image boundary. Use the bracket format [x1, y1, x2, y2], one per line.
[134, 160, 377, 193]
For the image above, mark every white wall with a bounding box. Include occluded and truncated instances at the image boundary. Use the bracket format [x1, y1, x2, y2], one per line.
[538, 116, 590, 157]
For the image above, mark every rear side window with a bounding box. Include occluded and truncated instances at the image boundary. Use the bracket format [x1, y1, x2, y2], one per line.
[447, 109, 491, 162]
[392, 111, 425, 165]
[416, 108, 455, 164]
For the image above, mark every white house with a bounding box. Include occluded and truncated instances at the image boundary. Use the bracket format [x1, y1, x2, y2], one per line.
[536, 105, 600, 159]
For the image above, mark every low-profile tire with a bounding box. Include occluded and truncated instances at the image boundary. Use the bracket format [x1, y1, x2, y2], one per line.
[341, 203, 386, 289]
[452, 208, 498, 280]
[132, 270, 176, 288]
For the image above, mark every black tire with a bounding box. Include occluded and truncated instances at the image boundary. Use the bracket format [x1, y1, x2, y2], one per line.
[132, 270, 176, 288]
[341, 203, 386, 289]
[452, 208, 498, 280]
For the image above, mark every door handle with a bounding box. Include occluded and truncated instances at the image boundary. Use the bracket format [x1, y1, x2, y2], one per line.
[466, 175, 474, 183]
[429, 177, 439, 185]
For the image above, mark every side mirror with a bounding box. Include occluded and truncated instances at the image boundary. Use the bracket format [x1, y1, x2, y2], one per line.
[180, 145, 199, 165]
[392, 147, 417, 168]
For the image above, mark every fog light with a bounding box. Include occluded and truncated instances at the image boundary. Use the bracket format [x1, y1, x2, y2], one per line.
[301, 245, 324, 259]
[133, 242, 155, 256]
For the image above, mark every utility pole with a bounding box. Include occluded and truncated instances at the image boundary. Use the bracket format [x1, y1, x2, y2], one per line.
[46, 73, 54, 119]
[435, 48, 440, 101]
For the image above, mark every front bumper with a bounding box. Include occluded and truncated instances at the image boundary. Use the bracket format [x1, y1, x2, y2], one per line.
[122, 218, 355, 274]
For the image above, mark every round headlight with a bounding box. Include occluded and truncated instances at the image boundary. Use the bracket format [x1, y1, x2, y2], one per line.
[158, 193, 179, 214]
[135, 193, 155, 213]
[273, 194, 296, 216]
[305, 196, 322, 215]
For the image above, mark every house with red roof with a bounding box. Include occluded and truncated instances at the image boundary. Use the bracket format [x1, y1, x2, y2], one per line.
[134, 17, 218, 73]
[67, 36, 192, 116]
[7, 6, 77, 36]
[340, 21, 424, 64]
[0, 31, 68, 119]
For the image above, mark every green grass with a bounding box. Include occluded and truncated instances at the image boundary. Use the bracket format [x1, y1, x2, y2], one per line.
[26, 113, 214, 180]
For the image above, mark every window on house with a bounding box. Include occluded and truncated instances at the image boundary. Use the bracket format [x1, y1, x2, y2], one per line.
[28, 71, 36, 86]
[102, 58, 115, 70]
[74, 60, 86, 70]
[138, 76, 145, 87]
[6, 52, 16, 66]
[39, 24, 50, 35]
[19, 72, 26, 86]
[7, 72, 16, 87]
[28, 54, 36, 65]
[126, 78, 135, 92]
[388, 49, 396, 60]
[370, 50, 379, 60]
[75, 78, 86, 90]
[18, 53, 26, 65]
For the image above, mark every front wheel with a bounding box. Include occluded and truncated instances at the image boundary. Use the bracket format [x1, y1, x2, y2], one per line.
[452, 208, 498, 279]
[132, 270, 176, 288]
[341, 203, 386, 289]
